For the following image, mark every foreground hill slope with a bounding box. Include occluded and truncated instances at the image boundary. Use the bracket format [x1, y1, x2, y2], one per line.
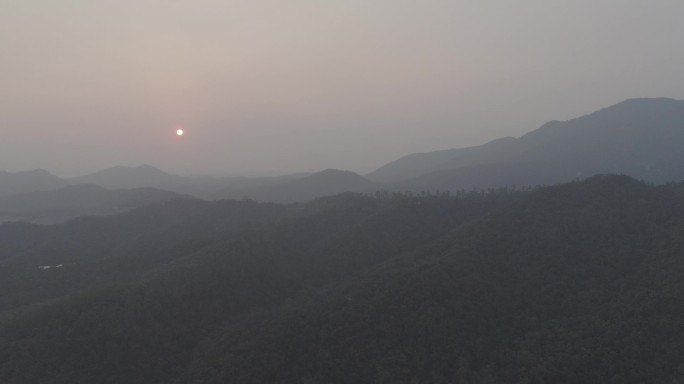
[189, 175, 684, 384]
[370, 98, 684, 189]
[0, 188, 510, 383]
[2, 176, 684, 382]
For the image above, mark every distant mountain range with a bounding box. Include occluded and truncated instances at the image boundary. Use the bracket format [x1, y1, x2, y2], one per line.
[0, 166, 375, 204]
[368, 98, 684, 190]
[2, 98, 684, 205]
[217, 169, 376, 203]
[0, 184, 189, 224]
[0, 167, 375, 221]
[69, 164, 188, 190]
[0, 169, 67, 197]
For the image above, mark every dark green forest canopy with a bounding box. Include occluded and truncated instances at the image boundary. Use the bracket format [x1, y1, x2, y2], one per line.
[2, 175, 684, 383]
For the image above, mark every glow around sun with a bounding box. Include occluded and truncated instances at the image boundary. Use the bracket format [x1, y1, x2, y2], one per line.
[176, 129, 184, 136]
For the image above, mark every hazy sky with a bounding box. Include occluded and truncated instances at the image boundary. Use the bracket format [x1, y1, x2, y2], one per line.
[2, 1, 684, 176]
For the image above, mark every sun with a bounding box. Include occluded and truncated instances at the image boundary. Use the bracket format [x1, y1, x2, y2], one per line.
[176, 129, 184, 136]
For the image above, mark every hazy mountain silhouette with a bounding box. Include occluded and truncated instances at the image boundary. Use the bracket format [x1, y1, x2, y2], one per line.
[369, 98, 684, 190]
[70, 165, 186, 190]
[368, 136, 517, 183]
[209, 173, 310, 200]
[69, 165, 316, 202]
[0, 169, 67, 197]
[0, 184, 189, 224]
[216, 169, 376, 203]
[5, 98, 684, 203]
[0, 165, 375, 204]
[70, 165, 262, 199]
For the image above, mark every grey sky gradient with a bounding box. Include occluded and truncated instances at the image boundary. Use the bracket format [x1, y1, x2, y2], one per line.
[2, 0, 684, 176]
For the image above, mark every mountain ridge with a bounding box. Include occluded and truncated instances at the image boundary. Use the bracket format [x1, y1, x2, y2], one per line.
[0, 183, 191, 224]
[368, 97, 684, 187]
[4, 97, 684, 201]
[0, 169, 67, 197]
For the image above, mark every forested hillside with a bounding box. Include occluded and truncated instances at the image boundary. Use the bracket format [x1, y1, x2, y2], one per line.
[2, 176, 684, 383]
